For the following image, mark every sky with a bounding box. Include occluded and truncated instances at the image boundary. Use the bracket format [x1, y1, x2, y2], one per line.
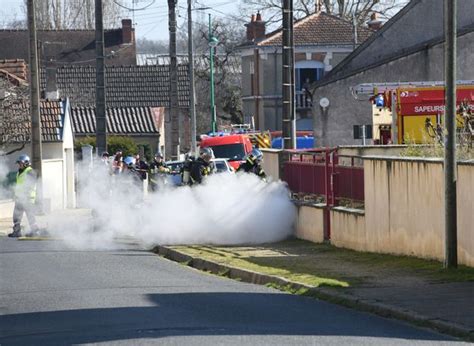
[0, 0, 241, 41]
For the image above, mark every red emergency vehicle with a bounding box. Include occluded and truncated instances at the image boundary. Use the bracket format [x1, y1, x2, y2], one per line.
[352, 81, 474, 144]
[200, 134, 253, 170]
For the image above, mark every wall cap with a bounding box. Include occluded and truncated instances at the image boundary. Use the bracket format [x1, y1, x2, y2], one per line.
[363, 155, 474, 166]
[261, 148, 283, 153]
[363, 155, 444, 164]
[293, 200, 326, 209]
[332, 206, 365, 216]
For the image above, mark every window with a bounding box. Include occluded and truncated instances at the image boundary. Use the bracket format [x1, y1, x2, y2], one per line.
[295, 60, 325, 91]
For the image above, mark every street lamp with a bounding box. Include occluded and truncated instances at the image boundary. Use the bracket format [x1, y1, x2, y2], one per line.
[208, 13, 218, 133]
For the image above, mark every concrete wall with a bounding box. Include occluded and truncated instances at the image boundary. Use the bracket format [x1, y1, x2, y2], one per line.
[42, 159, 65, 211]
[356, 157, 472, 266]
[290, 153, 474, 267]
[331, 208, 366, 250]
[261, 149, 282, 181]
[295, 204, 325, 243]
[456, 163, 474, 266]
[313, 30, 474, 147]
[0, 199, 14, 219]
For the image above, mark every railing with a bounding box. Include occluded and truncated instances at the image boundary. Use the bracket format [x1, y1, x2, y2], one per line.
[295, 91, 313, 109]
[333, 157, 364, 203]
[283, 149, 364, 205]
[283, 148, 365, 241]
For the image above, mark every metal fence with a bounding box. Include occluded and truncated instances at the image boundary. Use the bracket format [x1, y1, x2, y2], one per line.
[283, 149, 364, 205]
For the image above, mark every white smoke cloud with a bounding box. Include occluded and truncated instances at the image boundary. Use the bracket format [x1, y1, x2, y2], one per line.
[0, 156, 14, 200]
[41, 159, 296, 249]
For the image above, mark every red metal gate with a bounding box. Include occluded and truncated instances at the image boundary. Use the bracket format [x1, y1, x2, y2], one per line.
[283, 149, 364, 240]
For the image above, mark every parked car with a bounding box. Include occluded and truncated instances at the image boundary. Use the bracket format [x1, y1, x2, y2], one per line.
[163, 158, 233, 186]
[212, 158, 234, 173]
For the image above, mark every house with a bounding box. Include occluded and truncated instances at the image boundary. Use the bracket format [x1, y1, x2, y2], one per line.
[311, 0, 474, 146]
[0, 19, 136, 66]
[238, 11, 374, 131]
[71, 106, 165, 155]
[40, 64, 190, 157]
[1, 99, 76, 211]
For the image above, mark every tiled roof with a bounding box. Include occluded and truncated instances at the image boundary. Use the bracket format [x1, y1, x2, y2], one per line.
[0, 69, 27, 87]
[0, 59, 27, 80]
[257, 12, 373, 46]
[71, 106, 160, 135]
[41, 65, 189, 108]
[40, 100, 64, 142]
[0, 29, 135, 66]
[1, 100, 65, 143]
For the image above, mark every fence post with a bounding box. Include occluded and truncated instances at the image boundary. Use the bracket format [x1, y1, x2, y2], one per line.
[324, 149, 331, 241]
[278, 150, 290, 181]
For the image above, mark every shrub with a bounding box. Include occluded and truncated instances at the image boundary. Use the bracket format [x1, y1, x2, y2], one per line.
[74, 136, 139, 157]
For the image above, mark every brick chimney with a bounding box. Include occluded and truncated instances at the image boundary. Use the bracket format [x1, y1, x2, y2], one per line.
[45, 58, 59, 99]
[122, 19, 134, 44]
[367, 13, 383, 30]
[245, 12, 266, 42]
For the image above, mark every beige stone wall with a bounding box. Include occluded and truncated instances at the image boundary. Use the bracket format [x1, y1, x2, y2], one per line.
[331, 208, 366, 251]
[364, 158, 445, 259]
[458, 163, 474, 266]
[0, 200, 14, 219]
[261, 149, 282, 181]
[295, 204, 325, 243]
[362, 158, 474, 266]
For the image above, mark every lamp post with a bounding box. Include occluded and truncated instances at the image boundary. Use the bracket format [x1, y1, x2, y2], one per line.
[208, 13, 218, 133]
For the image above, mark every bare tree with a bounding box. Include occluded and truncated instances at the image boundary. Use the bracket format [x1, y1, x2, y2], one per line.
[0, 78, 30, 156]
[21, 0, 123, 30]
[240, 0, 409, 27]
[188, 17, 245, 132]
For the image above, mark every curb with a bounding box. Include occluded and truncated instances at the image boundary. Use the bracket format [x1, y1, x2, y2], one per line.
[153, 245, 474, 342]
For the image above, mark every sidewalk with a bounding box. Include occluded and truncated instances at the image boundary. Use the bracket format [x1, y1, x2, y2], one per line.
[154, 239, 474, 341]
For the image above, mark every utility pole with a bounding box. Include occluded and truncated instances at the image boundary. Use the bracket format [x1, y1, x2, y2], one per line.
[168, 0, 180, 159]
[444, 0, 457, 268]
[282, 0, 295, 149]
[27, 0, 42, 178]
[95, 0, 107, 156]
[188, 0, 197, 154]
[209, 14, 217, 133]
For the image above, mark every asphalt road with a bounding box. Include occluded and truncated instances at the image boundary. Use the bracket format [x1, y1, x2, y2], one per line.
[0, 237, 464, 345]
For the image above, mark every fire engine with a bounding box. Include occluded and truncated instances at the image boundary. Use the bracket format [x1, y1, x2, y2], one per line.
[200, 133, 253, 170]
[351, 80, 474, 144]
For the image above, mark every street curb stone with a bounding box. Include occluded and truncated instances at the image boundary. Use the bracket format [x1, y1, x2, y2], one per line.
[153, 245, 473, 341]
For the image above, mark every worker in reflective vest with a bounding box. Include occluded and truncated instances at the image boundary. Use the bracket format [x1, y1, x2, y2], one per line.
[8, 154, 40, 238]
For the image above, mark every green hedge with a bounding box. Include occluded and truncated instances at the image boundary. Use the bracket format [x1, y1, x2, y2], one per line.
[74, 136, 139, 157]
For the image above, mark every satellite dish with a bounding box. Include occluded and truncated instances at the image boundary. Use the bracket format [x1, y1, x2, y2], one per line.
[319, 97, 330, 108]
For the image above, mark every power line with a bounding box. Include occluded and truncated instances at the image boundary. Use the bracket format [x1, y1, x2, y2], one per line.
[112, 0, 156, 11]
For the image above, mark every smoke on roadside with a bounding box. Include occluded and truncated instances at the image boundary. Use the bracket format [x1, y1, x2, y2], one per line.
[40, 159, 296, 249]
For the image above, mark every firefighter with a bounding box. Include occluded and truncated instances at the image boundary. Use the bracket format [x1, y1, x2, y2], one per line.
[237, 148, 266, 179]
[188, 147, 213, 185]
[148, 152, 170, 191]
[134, 154, 149, 181]
[8, 154, 40, 238]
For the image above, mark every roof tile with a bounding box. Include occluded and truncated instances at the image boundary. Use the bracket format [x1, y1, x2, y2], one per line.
[258, 12, 373, 47]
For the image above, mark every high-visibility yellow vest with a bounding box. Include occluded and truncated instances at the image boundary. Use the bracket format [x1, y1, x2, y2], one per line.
[15, 166, 36, 202]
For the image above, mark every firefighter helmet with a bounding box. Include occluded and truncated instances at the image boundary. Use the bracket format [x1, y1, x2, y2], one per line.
[16, 154, 30, 165]
[250, 148, 263, 162]
[199, 147, 214, 161]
